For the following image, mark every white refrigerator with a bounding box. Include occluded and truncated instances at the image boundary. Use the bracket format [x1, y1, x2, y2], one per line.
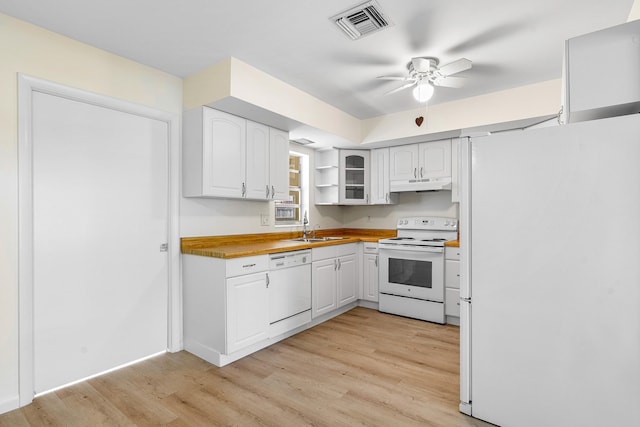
[459, 113, 640, 427]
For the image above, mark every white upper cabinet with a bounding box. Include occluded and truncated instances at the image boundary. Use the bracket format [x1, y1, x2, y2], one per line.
[564, 20, 640, 123]
[389, 144, 419, 182]
[418, 140, 451, 180]
[314, 148, 340, 205]
[370, 148, 397, 205]
[183, 107, 289, 200]
[389, 139, 452, 192]
[245, 121, 270, 199]
[339, 150, 370, 205]
[183, 107, 246, 198]
[269, 128, 290, 201]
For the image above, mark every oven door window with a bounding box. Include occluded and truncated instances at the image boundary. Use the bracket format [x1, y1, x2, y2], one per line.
[388, 257, 432, 288]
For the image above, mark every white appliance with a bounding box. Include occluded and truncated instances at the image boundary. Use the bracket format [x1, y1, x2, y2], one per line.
[378, 217, 457, 324]
[459, 113, 640, 426]
[268, 250, 311, 324]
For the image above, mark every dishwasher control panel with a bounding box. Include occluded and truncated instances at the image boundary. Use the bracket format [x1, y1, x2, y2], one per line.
[269, 250, 311, 269]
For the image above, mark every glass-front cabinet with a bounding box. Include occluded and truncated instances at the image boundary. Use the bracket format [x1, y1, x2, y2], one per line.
[339, 150, 370, 205]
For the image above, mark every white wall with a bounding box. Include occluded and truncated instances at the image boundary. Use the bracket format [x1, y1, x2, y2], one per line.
[342, 191, 458, 229]
[0, 13, 182, 413]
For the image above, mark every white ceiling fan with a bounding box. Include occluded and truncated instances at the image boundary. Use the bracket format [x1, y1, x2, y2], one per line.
[378, 57, 472, 102]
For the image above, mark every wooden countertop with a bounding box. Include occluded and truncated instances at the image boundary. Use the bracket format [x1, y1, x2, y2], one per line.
[181, 228, 396, 259]
[445, 240, 460, 247]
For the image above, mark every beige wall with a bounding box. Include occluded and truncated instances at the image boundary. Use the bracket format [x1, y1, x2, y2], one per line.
[0, 13, 182, 412]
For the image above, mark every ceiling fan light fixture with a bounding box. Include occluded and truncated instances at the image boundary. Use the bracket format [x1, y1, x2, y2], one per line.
[413, 82, 434, 103]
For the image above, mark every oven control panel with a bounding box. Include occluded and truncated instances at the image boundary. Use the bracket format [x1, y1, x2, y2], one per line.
[397, 217, 458, 231]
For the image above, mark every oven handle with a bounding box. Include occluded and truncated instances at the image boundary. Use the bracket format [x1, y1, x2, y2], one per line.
[378, 245, 444, 254]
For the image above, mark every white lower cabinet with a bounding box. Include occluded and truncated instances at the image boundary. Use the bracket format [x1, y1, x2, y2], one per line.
[362, 243, 379, 302]
[226, 271, 269, 353]
[337, 254, 358, 306]
[445, 246, 461, 322]
[184, 253, 313, 367]
[312, 243, 358, 318]
[312, 258, 338, 317]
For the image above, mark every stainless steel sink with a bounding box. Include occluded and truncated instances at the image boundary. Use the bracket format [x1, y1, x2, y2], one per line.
[283, 236, 349, 243]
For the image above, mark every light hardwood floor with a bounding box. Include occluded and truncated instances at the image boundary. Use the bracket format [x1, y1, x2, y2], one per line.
[0, 307, 492, 426]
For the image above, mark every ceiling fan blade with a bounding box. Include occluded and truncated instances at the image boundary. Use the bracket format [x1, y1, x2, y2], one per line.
[377, 75, 410, 81]
[432, 76, 466, 88]
[385, 82, 416, 95]
[438, 58, 472, 76]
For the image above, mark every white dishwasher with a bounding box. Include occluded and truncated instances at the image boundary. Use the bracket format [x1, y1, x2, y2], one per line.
[268, 250, 312, 325]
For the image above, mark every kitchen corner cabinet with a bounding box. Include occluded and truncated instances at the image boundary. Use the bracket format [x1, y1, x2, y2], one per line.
[311, 243, 358, 318]
[339, 150, 370, 205]
[445, 246, 461, 322]
[370, 148, 398, 205]
[183, 107, 288, 200]
[361, 242, 379, 302]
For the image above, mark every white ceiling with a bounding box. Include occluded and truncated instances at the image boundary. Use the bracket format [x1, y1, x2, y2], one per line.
[0, 0, 633, 119]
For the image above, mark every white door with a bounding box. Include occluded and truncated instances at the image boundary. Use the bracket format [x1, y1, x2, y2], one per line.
[226, 272, 269, 353]
[419, 140, 451, 180]
[389, 144, 419, 181]
[202, 108, 245, 198]
[32, 91, 169, 394]
[337, 254, 358, 307]
[245, 121, 270, 199]
[363, 253, 379, 302]
[269, 128, 290, 200]
[370, 148, 389, 205]
[311, 259, 337, 318]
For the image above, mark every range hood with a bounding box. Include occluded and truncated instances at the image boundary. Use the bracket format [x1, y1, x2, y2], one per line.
[390, 176, 452, 193]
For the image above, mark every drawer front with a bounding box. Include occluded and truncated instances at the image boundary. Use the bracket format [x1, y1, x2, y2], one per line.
[445, 260, 460, 289]
[337, 242, 358, 257]
[226, 254, 269, 277]
[445, 246, 461, 260]
[445, 288, 460, 317]
[312, 245, 337, 262]
[363, 242, 378, 254]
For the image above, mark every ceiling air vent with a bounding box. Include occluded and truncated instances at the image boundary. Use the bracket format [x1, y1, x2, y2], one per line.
[331, 1, 393, 40]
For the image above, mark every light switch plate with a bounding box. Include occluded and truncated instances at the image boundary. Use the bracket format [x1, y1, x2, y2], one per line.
[260, 214, 269, 226]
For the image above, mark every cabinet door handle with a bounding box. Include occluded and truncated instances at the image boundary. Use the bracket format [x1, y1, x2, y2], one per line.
[337, 259, 341, 270]
[366, 194, 369, 204]
[266, 185, 270, 198]
[242, 263, 256, 268]
[414, 168, 417, 178]
[375, 256, 378, 267]
[420, 167, 424, 178]
[385, 192, 389, 203]
[271, 185, 275, 199]
[266, 272, 270, 288]
[241, 182, 246, 197]
[334, 259, 338, 270]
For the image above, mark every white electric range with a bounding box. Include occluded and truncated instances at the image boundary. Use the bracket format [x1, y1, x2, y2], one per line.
[378, 217, 458, 323]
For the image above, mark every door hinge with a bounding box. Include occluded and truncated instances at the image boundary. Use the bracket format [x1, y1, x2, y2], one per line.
[160, 243, 168, 252]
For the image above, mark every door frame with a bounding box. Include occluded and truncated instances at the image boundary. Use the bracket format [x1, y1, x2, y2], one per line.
[17, 74, 182, 406]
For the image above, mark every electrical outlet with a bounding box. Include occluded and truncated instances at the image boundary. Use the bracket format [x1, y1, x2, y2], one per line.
[260, 214, 269, 226]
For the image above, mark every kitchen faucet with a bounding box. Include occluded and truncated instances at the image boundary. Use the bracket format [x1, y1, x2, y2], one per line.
[302, 211, 309, 238]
